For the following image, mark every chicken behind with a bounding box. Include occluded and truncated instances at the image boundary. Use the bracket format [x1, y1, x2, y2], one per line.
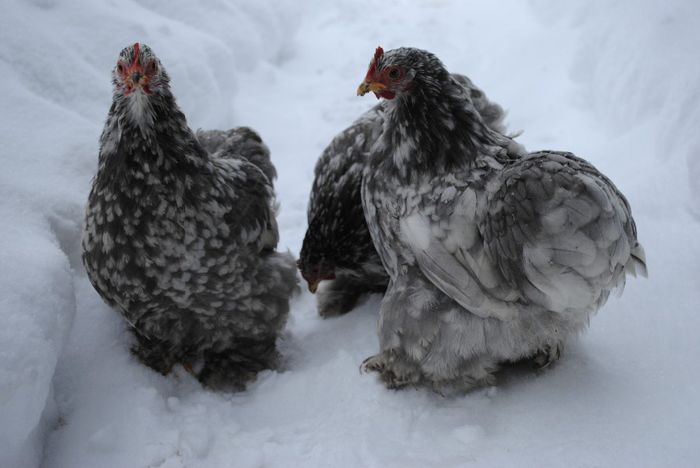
[299, 73, 514, 317]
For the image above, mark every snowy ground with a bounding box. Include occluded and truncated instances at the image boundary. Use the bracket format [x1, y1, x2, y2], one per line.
[1, 0, 699, 467]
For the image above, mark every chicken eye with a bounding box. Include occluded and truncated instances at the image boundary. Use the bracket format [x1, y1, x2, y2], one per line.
[388, 68, 401, 80]
[116, 62, 126, 74]
[144, 59, 158, 75]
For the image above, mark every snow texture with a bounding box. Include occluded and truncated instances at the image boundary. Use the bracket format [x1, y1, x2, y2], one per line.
[0, 0, 698, 467]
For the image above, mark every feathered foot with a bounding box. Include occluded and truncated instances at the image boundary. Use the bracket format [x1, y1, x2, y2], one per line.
[529, 343, 563, 370]
[197, 362, 257, 392]
[197, 337, 280, 391]
[130, 335, 178, 376]
[361, 351, 422, 389]
[363, 351, 502, 394]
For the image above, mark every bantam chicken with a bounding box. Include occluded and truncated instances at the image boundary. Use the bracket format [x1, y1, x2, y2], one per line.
[357, 47, 646, 393]
[82, 43, 297, 390]
[299, 74, 512, 317]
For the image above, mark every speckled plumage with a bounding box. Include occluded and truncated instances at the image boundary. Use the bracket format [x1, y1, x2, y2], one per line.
[299, 74, 510, 317]
[82, 43, 297, 390]
[358, 47, 647, 393]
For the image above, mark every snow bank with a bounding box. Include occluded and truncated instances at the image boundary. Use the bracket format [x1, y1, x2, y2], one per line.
[0, 213, 75, 468]
[0, 0, 298, 465]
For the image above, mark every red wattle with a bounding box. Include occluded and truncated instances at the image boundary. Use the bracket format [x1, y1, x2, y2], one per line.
[375, 90, 396, 100]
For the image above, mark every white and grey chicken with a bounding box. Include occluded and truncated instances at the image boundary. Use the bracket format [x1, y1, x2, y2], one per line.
[358, 47, 646, 393]
[82, 43, 297, 390]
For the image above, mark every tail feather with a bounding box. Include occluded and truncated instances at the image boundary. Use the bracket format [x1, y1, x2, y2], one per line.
[627, 242, 648, 278]
[196, 127, 276, 182]
[452, 73, 507, 134]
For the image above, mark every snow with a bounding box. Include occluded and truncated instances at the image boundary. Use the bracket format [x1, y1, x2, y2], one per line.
[0, 0, 698, 467]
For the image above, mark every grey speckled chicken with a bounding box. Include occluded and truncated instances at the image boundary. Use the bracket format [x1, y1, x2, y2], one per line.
[82, 43, 297, 390]
[299, 73, 510, 318]
[357, 47, 647, 393]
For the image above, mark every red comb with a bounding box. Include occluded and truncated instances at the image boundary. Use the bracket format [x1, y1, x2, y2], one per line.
[365, 46, 384, 80]
[131, 42, 141, 68]
[373, 46, 384, 64]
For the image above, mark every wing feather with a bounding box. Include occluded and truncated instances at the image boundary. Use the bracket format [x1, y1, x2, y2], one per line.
[400, 150, 644, 321]
[401, 214, 518, 321]
[480, 151, 643, 313]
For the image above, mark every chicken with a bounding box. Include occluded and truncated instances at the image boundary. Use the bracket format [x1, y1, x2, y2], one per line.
[357, 47, 647, 393]
[82, 43, 297, 390]
[299, 73, 511, 317]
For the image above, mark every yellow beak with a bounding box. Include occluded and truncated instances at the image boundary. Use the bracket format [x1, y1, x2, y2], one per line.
[308, 279, 320, 294]
[357, 80, 387, 96]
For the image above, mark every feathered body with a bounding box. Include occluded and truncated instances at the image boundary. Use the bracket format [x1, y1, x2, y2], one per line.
[358, 47, 646, 392]
[300, 74, 510, 317]
[82, 43, 297, 390]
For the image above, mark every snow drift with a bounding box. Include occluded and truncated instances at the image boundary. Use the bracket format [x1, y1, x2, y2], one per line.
[0, 0, 297, 466]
